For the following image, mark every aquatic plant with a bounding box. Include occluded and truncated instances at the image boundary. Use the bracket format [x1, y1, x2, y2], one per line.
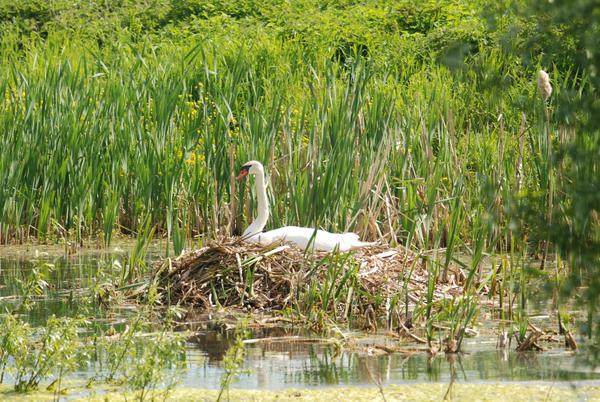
[5, 315, 86, 393]
[301, 249, 359, 322]
[121, 214, 156, 286]
[442, 295, 478, 353]
[14, 256, 53, 312]
[86, 306, 188, 400]
[217, 321, 250, 402]
[125, 330, 187, 401]
[0, 313, 29, 384]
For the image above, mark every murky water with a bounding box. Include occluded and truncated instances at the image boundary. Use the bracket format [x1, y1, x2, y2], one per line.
[1, 247, 599, 394]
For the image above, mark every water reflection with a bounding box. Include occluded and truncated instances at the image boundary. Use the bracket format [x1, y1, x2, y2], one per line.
[0, 251, 132, 327]
[185, 325, 600, 389]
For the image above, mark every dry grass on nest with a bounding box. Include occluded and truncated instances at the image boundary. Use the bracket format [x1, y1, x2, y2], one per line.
[153, 237, 468, 312]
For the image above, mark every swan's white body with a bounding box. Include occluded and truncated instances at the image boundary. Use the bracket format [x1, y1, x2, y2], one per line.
[238, 161, 374, 252]
[248, 226, 372, 252]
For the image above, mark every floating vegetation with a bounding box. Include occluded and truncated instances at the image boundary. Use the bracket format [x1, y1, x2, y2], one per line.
[82, 383, 600, 402]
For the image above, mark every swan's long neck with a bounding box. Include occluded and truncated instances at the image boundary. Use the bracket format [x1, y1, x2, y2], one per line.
[243, 170, 269, 237]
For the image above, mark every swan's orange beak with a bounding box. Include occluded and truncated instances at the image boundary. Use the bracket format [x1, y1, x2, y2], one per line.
[236, 165, 250, 181]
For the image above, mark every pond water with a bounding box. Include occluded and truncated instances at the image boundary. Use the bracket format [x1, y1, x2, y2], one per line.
[1, 247, 599, 397]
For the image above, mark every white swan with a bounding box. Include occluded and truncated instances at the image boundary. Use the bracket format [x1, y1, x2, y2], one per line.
[237, 160, 375, 252]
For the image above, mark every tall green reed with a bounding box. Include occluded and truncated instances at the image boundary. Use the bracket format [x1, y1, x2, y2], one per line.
[0, 33, 549, 260]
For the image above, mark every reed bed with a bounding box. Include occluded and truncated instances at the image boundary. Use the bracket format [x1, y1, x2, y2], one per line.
[0, 40, 561, 257]
[0, 0, 569, 265]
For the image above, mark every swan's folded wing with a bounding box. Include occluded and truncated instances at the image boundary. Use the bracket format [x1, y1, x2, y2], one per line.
[259, 227, 371, 251]
[342, 232, 360, 241]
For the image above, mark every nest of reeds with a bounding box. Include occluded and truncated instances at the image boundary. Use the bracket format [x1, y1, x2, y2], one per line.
[153, 238, 467, 313]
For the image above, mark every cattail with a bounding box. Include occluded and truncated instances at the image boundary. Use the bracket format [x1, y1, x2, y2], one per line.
[537, 70, 552, 101]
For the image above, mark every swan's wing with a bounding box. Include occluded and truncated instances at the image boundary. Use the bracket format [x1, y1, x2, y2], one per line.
[264, 227, 312, 249]
[264, 227, 331, 251]
[266, 226, 350, 251]
[342, 232, 360, 241]
[263, 227, 373, 251]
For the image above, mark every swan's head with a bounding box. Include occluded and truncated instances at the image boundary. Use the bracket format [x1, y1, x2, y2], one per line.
[236, 160, 264, 180]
